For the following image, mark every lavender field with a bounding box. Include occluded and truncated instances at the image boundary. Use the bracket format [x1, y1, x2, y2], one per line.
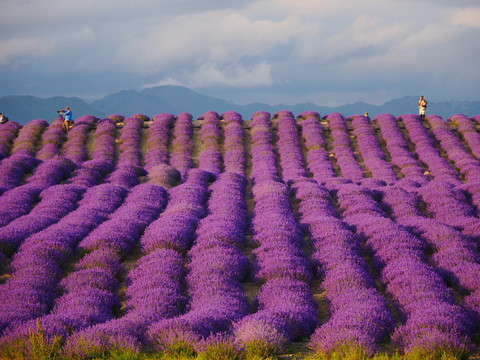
[1, 110, 480, 360]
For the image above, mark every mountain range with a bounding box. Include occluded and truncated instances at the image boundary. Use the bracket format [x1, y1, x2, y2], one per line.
[1, 85, 479, 125]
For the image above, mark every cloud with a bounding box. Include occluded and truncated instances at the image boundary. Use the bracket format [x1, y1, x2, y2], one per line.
[451, 7, 480, 28]
[112, 10, 309, 75]
[0, 0, 479, 105]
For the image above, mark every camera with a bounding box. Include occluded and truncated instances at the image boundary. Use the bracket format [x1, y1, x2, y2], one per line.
[57, 109, 64, 113]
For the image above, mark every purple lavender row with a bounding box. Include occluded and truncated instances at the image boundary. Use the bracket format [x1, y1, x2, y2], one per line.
[105, 115, 146, 189]
[349, 114, 398, 184]
[0, 121, 21, 159]
[337, 183, 474, 357]
[0, 152, 40, 194]
[249, 111, 282, 185]
[144, 113, 173, 170]
[0, 183, 168, 358]
[0, 119, 48, 193]
[417, 181, 480, 245]
[449, 114, 480, 160]
[64, 169, 211, 356]
[273, 110, 307, 183]
[326, 113, 364, 182]
[36, 118, 67, 160]
[67, 117, 117, 188]
[148, 172, 249, 357]
[233, 111, 317, 357]
[0, 184, 86, 258]
[0, 121, 23, 191]
[0, 116, 100, 228]
[170, 112, 194, 181]
[382, 186, 480, 319]
[273, 111, 394, 356]
[400, 114, 460, 185]
[427, 114, 480, 183]
[0, 156, 75, 228]
[375, 113, 429, 190]
[295, 179, 393, 357]
[145, 113, 180, 189]
[145, 112, 245, 357]
[0, 115, 62, 193]
[222, 111, 245, 174]
[472, 114, 480, 124]
[0, 118, 119, 267]
[297, 111, 337, 184]
[197, 111, 223, 176]
[10, 119, 48, 156]
[62, 115, 97, 166]
[0, 183, 127, 336]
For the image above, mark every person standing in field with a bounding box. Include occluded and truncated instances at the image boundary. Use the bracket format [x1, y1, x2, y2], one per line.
[60, 107, 72, 133]
[418, 96, 427, 121]
[0, 113, 8, 124]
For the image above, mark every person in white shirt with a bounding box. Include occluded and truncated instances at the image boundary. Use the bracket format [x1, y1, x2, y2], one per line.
[418, 96, 427, 121]
[0, 113, 8, 124]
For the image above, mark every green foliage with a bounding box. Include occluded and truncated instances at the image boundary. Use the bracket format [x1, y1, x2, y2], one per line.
[0, 319, 63, 360]
[196, 344, 245, 360]
[404, 346, 470, 360]
[244, 339, 279, 360]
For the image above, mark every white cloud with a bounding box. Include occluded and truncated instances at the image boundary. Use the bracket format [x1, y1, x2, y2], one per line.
[0, 0, 479, 104]
[112, 10, 309, 75]
[187, 62, 274, 88]
[451, 7, 480, 28]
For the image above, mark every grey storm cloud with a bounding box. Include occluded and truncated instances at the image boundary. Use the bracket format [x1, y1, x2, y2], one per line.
[0, 0, 479, 105]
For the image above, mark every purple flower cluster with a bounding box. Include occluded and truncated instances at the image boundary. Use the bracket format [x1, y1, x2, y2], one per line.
[197, 111, 222, 177]
[0, 156, 75, 228]
[25, 156, 75, 189]
[144, 113, 174, 171]
[0, 184, 86, 257]
[382, 186, 480, 318]
[222, 111, 245, 174]
[11, 119, 48, 157]
[449, 114, 480, 160]
[0, 183, 127, 335]
[62, 116, 97, 166]
[349, 114, 397, 184]
[36, 118, 67, 160]
[68, 117, 117, 188]
[106, 115, 146, 189]
[0, 121, 21, 159]
[0, 184, 169, 357]
[428, 114, 480, 183]
[147, 172, 249, 355]
[337, 183, 474, 356]
[0, 152, 39, 193]
[64, 169, 212, 357]
[375, 114, 428, 189]
[327, 113, 364, 182]
[233, 111, 317, 357]
[290, 179, 393, 357]
[298, 111, 337, 183]
[417, 180, 480, 242]
[170, 112, 194, 181]
[145, 114, 181, 188]
[0, 119, 47, 192]
[400, 114, 460, 185]
[274, 110, 307, 183]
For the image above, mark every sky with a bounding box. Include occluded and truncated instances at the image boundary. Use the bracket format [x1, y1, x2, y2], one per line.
[0, 0, 479, 106]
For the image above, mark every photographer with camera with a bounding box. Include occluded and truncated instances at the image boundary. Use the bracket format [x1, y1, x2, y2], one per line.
[59, 107, 72, 133]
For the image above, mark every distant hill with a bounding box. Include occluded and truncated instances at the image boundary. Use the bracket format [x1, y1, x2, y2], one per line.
[0, 95, 105, 125]
[2, 86, 480, 124]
